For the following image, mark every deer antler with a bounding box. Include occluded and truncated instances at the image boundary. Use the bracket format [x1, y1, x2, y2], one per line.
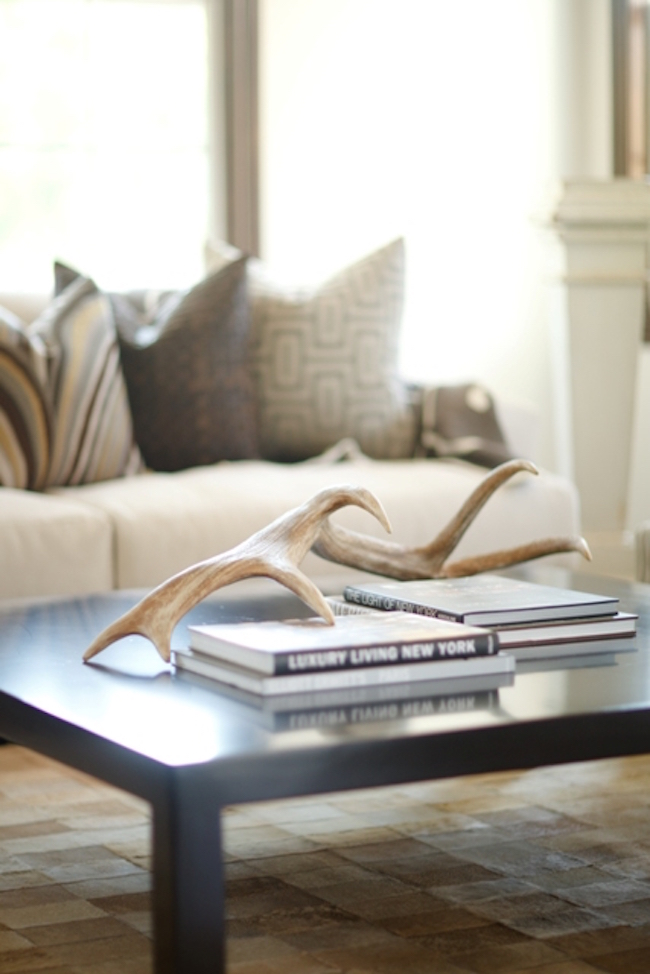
[84, 460, 590, 664]
[84, 485, 390, 663]
[312, 459, 591, 580]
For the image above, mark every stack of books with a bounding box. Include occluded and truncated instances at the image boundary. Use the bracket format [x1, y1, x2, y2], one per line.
[340, 574, 638, 663]
[172, 574, 637, 701]
[172, 611, 515, 696]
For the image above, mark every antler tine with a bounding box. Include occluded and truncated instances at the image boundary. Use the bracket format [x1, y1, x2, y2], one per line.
[312, 522, 436, 581]
[440, 536, 592, 578]
[418, 459, 539, 573]
[84, 484, 390, 664]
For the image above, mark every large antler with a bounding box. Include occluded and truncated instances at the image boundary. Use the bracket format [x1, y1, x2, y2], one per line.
[312, 459, 591, 580]
[84, 485, 390, 663]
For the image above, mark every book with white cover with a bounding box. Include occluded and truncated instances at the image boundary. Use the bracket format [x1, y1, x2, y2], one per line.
[188, 612, 499, 676]
[172, 645, 515, 695]
[494, 612, 636, 648]
[343, 575, 619, 626]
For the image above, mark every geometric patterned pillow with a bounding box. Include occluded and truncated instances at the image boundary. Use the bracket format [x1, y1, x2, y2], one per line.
[0, 308, 51, 490]
[249, 238, 416, 461]
[30, 276, 142, 486]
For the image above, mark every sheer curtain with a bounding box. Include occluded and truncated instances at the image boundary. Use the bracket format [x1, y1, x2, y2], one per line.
[0, 0, 210, 292]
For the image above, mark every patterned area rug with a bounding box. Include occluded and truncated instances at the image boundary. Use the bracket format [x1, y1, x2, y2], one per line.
[1, 746, 650, 973]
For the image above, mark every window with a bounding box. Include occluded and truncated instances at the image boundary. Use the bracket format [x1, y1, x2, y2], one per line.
[0, 0, 210, 291]
[258, 0, 556, 409]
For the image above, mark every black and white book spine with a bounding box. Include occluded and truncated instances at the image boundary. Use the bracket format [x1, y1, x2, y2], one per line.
[343, 585, 462, 622]
[188, 630, 499, 676]
[174, 648, 514, 695]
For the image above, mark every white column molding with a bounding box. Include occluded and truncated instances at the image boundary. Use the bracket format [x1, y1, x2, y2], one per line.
[549, 178, 650, 532]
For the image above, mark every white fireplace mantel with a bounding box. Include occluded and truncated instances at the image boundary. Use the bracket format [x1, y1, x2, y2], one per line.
[548, 179, 650, 534]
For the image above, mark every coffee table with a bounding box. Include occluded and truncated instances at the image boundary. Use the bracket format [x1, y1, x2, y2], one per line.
[0, 567, 649, 973]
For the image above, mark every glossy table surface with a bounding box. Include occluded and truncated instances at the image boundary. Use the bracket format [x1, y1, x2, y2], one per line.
[1, 567, 650, 802]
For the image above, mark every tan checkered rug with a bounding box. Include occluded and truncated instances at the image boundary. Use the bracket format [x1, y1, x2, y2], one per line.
[1, 745, 650, 973]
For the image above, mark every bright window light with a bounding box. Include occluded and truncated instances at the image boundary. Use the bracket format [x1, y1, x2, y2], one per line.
[0, 0, 209, 292]
[260, 0, 556, 395]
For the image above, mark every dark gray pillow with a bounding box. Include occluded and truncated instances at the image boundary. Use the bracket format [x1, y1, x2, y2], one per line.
[416, 383, 513, 469]
[55, 259, 259, 471]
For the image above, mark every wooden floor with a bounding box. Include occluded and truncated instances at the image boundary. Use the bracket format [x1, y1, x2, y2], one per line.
[1, 747, 650, 972]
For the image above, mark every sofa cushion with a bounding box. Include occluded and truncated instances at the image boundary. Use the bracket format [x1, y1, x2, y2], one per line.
[56, 259, 260, 472]
[0, 488, 113, 598]
[30, 276, 142, 487]
[55, 458, 581, 591]
[0, 307, 51, 490]
[207, 238, 417, 462]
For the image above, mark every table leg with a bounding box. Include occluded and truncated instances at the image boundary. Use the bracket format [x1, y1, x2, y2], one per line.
[152, 773, 226, 974]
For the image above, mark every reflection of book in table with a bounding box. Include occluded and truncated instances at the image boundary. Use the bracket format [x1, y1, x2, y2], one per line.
[173, 668, 513, 730]
[343, 575, 619, 626]
[173, 645, 514, 696]
[258, 688, 501, 732]
[506, 635, 638, 663]
[187, 611, 500, 676]
[514, 647, 630, 675]
[208, 670, 513, 713]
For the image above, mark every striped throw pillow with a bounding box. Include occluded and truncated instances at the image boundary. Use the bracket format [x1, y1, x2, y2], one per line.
[0, 309, 51, 490]
[31, 276, 142, 486]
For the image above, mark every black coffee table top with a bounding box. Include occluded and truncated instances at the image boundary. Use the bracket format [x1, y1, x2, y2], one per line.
[1, 568, 650, 804]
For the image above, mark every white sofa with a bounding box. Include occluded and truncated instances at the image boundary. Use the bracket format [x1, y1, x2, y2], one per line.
[1, 454, 581, 600]
[0, 294, 580, 601]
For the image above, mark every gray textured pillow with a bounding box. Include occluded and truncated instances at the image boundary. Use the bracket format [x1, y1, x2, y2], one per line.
[111, 258, 259, 471]
[250, 239, 416, 461]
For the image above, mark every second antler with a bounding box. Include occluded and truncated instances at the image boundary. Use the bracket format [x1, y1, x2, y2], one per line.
[312, 459, 591, 580]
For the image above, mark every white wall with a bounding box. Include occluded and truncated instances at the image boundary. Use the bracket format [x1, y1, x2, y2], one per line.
[258, 0, 613, 473]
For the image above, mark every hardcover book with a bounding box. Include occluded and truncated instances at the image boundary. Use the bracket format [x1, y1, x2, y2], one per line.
[343, 575, 619, 626]
[494, 612, 637, 648]
[172, 644, 514, 696]
[187, 611, 499, 676]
